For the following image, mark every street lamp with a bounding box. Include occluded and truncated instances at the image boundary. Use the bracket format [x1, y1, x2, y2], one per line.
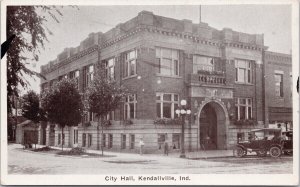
[175, 99, 191, 158]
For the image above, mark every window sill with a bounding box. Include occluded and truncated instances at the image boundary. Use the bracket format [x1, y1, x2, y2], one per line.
[275, 96, 284, 99]
[156, 73, 182, 79]
[122, 74, 138, 81]
[235, 82, 254, 86]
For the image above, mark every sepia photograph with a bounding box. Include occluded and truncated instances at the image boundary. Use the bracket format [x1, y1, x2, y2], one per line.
[1, 0, 299, 185]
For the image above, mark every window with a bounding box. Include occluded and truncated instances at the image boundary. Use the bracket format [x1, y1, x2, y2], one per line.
[108, 134, 113, 149]
[82, 133, 86, 147]
[156, 47, 179, 76]
[124, 50, 137, 77]
[89, 112, 94, 122]
[106, 111, 115, 120]
[124, 94, 137, 119]
[275, 73, 283, 97]
[130, 134, 135, 149]
[88, 134, 92, 147]
[235, 59, 252, 83]
[193, 55, 215, 73]
[172, 134, 180, 149]
[58, 134, 61, 145]
[121, 134, 126, 149]
[235, 98, 252, 120]
[62, 133, 65, 145]
[69, 70, 80, 88]
[105, 58, 115, 80]
[73, 129, 78, 144]
[83, 64, 94, 88]
[102, 134, 106, 148]
[237, 132, 245, 142]
[156, 93, 179, 119]
[83, 112, 89, 123]
[158, 134, 166, 149]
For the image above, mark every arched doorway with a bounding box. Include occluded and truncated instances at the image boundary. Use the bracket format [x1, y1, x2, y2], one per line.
[198, 100, 228, 150]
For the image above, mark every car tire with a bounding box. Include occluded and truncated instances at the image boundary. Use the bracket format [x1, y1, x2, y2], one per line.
[256, 149, 267, 157]
[234, 146, 245, 158]
[270, 146, 281, 158]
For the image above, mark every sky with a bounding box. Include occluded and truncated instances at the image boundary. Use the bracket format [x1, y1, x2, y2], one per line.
[22, 5, 292, 94]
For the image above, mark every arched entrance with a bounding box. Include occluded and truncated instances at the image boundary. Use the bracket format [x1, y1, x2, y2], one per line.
[197, 100, 229, 150]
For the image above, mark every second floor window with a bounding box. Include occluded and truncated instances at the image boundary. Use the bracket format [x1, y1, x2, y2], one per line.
[235, 59, 252, 83]
[124, 50, 137, 77]
[193, 55, 215, 73]
[156, 47, 179, 76]
[83, 64, 94, 88]
[69, 70, 79, 79]
[235, 98, 252, 120]
[105, 58, 115, 80]
[156, 93, 179, 119]
[106, 111, 115, 120]
[275, 73, 284, 97]
[69, 70, 80, 88]
[124, 94, 137, 119]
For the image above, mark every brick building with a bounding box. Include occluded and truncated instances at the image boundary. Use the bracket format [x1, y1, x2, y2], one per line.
[264, 51, 293, 130]
[39, 11, 292, 153]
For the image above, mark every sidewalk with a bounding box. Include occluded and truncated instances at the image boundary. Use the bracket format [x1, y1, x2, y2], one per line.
[34, 144, 234, 159]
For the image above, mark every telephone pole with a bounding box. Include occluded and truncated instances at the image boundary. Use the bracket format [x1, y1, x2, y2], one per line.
[199, 5, 202, 23]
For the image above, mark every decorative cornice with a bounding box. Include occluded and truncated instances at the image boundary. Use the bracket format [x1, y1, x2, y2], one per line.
[41, 45, 98, 74]
[42, 25, 265, 74]
[99, 25, 264, 53]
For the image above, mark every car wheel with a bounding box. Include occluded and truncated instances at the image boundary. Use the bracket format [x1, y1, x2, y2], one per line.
[256, 149, 267, 157]
[234, 147, 245, 158]
[270, 146, 281, 158]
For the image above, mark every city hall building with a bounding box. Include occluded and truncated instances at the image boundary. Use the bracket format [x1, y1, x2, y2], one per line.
[38, 11, 292, 153]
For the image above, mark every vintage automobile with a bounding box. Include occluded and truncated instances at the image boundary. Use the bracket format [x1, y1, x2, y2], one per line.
[282, 130, 293, 155]
[233, 128, 284, 158]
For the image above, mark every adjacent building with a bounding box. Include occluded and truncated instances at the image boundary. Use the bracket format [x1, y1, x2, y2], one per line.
[264, 51, 293, 130]
[38, 11, 293, 153]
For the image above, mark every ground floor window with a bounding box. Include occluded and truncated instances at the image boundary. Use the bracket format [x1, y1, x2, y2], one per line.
[121, 134, 126, 149]
[237, 132, 245, 142]
[158, 134, 166, 149]
[235, 98, 252, 120]
[74, 129, 78, 144]
[108, 134, 113, 149]
[58, 134, 61, 145]
[62, 133, 65, 145]
[82, 133, 86, 147]
[172, 133, 180, 149]
[124, 94, 137, 119]
[156, 93, 179, 119]
[88, 134, 92, 147]
[102, 134, 106, 148]
[130, 134, 135, 149]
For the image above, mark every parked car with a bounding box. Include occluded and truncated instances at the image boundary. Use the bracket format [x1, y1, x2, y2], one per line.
[233, 128, 283, 158]
[282, 130, 293, 155]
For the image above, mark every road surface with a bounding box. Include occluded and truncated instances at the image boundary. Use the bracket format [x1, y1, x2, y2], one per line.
[7, 144, 292, 174]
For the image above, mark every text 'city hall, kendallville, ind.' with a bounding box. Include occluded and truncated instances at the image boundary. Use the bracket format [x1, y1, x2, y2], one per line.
[32, 11, 292, 153]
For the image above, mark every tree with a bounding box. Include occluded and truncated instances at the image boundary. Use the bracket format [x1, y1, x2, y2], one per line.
[86, 64, 127, 155]
[21, 90, 45, 148]
[22, 90, 44, 123]
[41, 79, 83, 150]
[6, 6, 63, 114]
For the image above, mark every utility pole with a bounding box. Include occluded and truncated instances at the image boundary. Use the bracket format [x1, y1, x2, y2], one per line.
[199, 5, 202, 23]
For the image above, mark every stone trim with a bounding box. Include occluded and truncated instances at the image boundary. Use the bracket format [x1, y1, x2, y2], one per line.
[41, 45, 98, 74]
[100, 25, 264, 52]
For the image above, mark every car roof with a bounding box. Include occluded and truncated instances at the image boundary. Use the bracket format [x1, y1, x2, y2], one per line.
[250, 128, 282, 132]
